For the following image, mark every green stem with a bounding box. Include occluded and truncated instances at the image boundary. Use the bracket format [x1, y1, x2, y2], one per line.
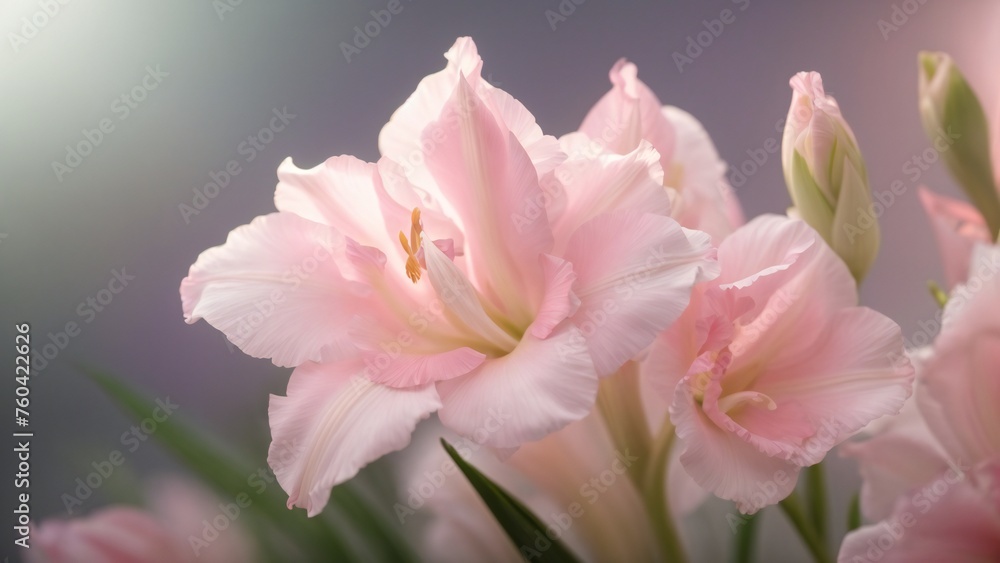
[641, 418, 688, 563]
[731, 512, 760, 563]
[779, 492, 831, 563]
[847, 492, 863, 532]
[804, 463, 827, 545]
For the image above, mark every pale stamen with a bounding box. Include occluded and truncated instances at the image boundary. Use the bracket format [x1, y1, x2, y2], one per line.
[718, 391, 778, 414]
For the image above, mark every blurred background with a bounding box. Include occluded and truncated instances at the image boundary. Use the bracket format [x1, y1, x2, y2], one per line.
[3, 0, 999, 561]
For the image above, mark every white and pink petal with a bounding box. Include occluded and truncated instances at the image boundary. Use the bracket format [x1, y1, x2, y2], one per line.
[268, 360, 441, 517]
[181, 213, 370, 368]
[562, 210, 718, 377]
[436, 324, 598, 449]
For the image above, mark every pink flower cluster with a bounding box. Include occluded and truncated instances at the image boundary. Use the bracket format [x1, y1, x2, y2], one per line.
[178, 37, 912, 523]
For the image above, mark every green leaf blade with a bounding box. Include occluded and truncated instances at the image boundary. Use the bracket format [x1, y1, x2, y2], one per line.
[440, 439, 582, 563]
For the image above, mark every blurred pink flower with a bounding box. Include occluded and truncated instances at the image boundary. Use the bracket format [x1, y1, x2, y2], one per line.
[645, 215, 913, 512]
[29, 507, 186, 563]
[837, 460, 1000, 563]
[181, 37, 718, 516]
[574, 58, 744, 243]
[916, 244, 1000, 466]
[840, 245, 1000, 559]
[28, 479, 255, 563]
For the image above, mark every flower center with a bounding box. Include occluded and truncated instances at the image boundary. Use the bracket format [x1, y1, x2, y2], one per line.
[691, 369, 713, 404]
[398, 208, 423, 284]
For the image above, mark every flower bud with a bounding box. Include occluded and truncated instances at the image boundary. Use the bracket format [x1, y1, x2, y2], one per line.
[918, 51, 1000, 241]
[782, 71, 879, 283]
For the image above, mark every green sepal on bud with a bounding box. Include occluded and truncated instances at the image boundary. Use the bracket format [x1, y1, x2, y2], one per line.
[918, 51, 1000, 241]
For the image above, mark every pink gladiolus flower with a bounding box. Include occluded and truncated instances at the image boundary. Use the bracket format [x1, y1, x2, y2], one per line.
[843, 244, 1000, 513]
[181, 37, 718, 516]
[839, 244, 1000, 560]
[575, 59, 744, 243]
[644, 214, 914, 512]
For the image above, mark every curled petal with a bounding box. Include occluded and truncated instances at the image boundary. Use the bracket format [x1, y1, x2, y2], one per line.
[745, 307, 914, 466]
[379, 37, 561, 192]
[579, 59, 674, 160]
[530, 254, 580, 339]
[275, 156, 393, 252]
[269, 360, 441, 516]
[437, 324, 597, 449]
[671, 378, 800, 513]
